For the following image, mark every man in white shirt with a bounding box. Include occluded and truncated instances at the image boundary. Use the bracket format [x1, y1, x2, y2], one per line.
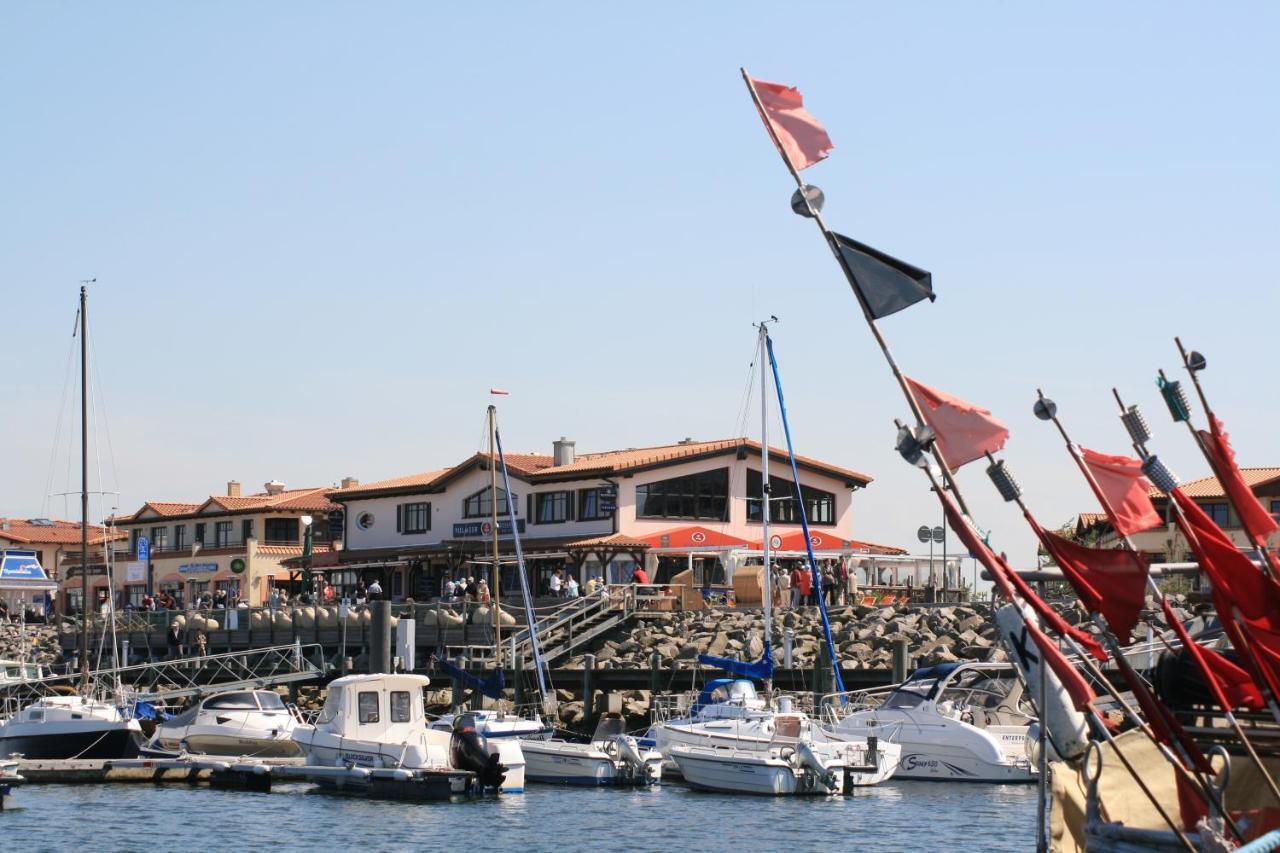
[368, 578, 383, 601]
[548, 570, 562, 597]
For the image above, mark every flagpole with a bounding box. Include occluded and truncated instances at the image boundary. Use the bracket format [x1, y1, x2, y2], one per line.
[488, 404, 503, 680]
[914, 451, 1196, 850]
[740, 68, 972, 516]
[1168, 339, 1280, 579]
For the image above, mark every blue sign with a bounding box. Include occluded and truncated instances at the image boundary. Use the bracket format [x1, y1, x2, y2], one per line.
[178, 562, 218, 574]
[0, 550, 50, 580]
[452, 519, 526, 538]
[137, 536, 150, 562]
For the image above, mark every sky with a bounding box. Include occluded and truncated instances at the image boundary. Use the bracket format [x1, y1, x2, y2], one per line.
[2, 3, 1277, 584]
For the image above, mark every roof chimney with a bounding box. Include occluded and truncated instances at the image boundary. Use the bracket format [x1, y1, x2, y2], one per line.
[340, 477, 359, 489]
[264, 480, 286, 496]
[552, 437, 576, 466]
[227, 480, 241, 498]
[677, 437, 696, 445]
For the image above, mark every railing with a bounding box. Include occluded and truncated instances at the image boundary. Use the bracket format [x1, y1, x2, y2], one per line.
[650, 689, 816, 724]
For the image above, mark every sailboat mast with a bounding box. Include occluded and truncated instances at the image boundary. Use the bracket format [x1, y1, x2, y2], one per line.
[488, 405, 502, 669]
[78, 284, 90, 692]
[758, 323, 774, 692]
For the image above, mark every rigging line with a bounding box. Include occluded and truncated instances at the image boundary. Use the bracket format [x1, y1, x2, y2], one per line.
[88, 330, 122, 501]
[41, 332, 78, 519]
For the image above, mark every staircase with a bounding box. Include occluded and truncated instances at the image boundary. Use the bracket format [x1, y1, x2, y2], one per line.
[508, 590, 636, 669]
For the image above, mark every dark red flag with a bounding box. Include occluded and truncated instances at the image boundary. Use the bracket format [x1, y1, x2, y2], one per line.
[941, 488, 1107, 661]
[1080, 448, 1163, 535]
[1029, 514, 1149, 644]
[1162, 596, 1264, 712]
[1199, 415, 1280, 541]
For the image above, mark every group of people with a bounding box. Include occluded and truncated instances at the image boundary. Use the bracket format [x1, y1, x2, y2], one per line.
[442, 576, 490, 605]
[772, 560, 848, 609]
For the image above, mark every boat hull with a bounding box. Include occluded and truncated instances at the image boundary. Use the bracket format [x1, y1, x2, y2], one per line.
[826, 718, 1033, 783]
[0, 726, 141, 760]
[521, 742, 661, 787]
[670, 748, 842, 796]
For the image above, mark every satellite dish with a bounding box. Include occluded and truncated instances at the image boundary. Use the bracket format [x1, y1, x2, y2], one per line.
[790, 184, 825, 218]
[1033, 397, 1057, 421]
[916, 525, 931, 543]
[1187, 351, 1207, 373]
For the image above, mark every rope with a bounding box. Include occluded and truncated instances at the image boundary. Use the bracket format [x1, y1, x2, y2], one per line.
[40, 332, 77, 519]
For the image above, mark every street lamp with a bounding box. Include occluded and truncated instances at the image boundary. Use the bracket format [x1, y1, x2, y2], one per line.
[301, 515, 315, 599]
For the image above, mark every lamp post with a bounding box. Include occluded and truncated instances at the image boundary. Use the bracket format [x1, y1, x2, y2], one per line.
[301, 515, 315, 600]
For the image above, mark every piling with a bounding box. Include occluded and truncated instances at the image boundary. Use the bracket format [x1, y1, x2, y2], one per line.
[648, 651, 662, 710]
[369, 601, 392, 674]
[892, 638, 910, 684]
[451, 653, 466, 712]
[783, 629, 794, 668]
[582, 654, 597, 724]
[814, 644, 831, 706]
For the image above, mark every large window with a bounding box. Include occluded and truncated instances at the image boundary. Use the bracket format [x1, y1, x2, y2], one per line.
[579, 488, 610, 520]
[390, 691, 411, 723]
[151, 526, 169, 550]
[264, 518, 300, 544]
[194, 522, 206, 545]
[463, 486, 516, 519]
[173, 525, 186, 549]
[214, 520, 234, 547]
[535, 491, 571, 524]
[358, 691, 380, 724]
[745, 470, 836, 526]
[125, 585, 146, 608]
[130, 529, 140, 555]
[1201, 503, 1230, 529]
[399, 502, 431, 534]
[636, 468, 729, 521]
[242, 519, 254, 542]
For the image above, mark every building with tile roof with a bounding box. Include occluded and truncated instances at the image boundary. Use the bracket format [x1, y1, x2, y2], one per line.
[0, 518, 126, 610]
[327, 436, 880, 600]
[59, 480, 339, 610]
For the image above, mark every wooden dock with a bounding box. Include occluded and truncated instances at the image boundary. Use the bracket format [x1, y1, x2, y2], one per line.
[14, 756, 303, 786]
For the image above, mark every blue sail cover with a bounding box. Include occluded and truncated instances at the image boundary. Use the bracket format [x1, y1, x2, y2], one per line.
[766, 336, 846, 695]
[435, 656, 507, 700]
[698, 641, 775, 681]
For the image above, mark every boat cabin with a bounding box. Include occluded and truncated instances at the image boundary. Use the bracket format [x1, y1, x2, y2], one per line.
[692, 678, 769, 716]
[881, 662, 1034, 726]
[315, 673, 432, 742]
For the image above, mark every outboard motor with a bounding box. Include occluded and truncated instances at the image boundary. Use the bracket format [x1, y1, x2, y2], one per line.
[450, 715, 506, 790]
[615, 735, 656, 781]
[795, 739, 839, 793]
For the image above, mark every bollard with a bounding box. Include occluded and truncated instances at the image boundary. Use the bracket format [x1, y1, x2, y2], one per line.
[892, 638, 910, 685]
[120, 639, 130, 668]
[783, 629, 794, 669]
[583, 654, 597, 724]
[814, 644, 830, 707]
[369, 601, 393, 674]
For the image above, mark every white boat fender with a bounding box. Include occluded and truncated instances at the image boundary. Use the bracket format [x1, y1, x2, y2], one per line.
[995, 604, 1090, 762]
[795, 740, 837, 792]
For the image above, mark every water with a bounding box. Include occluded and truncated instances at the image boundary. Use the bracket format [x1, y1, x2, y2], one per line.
[6, 779, 1037, 852]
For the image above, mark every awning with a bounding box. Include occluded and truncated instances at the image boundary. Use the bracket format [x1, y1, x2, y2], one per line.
[640, 525, 751, 551]
[756, 530, 855, 552]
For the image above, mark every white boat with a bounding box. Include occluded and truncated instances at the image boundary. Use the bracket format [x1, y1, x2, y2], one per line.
[142, 689, 304, 758]
[821, 661, 1037, 783]
[426, 710, 532, 792]
[670, 735, 890, 796]
[292, 673, 506, 796]
[521, 717, 661, 786]
[0, 694, 143, 760]
[0, 659, 51, 687]
[0, 758, 19, 810]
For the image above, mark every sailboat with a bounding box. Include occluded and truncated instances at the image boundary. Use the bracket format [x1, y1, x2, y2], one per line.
[652, 323, 899, 794]
[0, 285, 143, 760]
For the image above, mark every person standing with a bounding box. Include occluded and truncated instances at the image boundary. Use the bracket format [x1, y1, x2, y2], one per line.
[367, 578, 383, 602]
[565, 574, 579, 598]
[548, 569, 562, 598]
[776, 565, 791, 610]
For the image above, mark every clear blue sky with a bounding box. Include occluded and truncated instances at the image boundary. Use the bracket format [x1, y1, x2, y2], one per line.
[2, 3, 1276, 582]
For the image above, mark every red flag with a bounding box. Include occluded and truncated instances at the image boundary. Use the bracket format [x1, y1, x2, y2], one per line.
[745, 75, 834, 171]
[1080, 448, 1163, 535]
[1162, 597, 1264, 712]
[1199, 415, 1279, 541]
[1030, 515, 1148, 644]
[906, 377, 1010, 470]
[941, 488, 1107, 660]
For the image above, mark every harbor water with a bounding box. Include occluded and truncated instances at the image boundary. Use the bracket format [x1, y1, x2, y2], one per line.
[7, 779, 1036, 852]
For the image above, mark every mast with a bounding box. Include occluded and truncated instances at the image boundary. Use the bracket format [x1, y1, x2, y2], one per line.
[758, 321, 774, 696]
[78, 284, 90, 693]
[488, 404, 502, 670]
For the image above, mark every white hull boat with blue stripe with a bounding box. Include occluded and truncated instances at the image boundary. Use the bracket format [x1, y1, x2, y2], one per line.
[521, 718, 661, 786]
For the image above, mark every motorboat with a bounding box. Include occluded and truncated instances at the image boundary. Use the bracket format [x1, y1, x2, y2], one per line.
[821, 661, 1037, 783]
[648, 679, 900, 783]
[521, 717, 662, 786]
[142, 689, 303, 758]
[0, 694, 143, 760]
[0, 660, 51, 687]
[426, 709, 533, 792]
[669, 735, 889, 796]
[291, 673, 505, 798]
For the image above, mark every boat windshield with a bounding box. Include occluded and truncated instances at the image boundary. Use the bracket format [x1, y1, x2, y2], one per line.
[591, 717, 626, 741]
[710, 681, 758, 705]
[881, 679, 940, 710]
[937, 670, 1016, 709]
[205, 692, 261, 711]
[257, 692, 287, 710]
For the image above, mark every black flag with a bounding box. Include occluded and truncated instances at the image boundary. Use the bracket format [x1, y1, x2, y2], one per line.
[833, 233, 934, 319]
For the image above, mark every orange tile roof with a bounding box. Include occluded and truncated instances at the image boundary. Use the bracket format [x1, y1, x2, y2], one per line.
[0, 518, 125, 546]
[330, 469, 453, 497]
[142, 501, 202, 517]
[849, 539, 909, 556]
[125, 488, 337, 523]
[1151, 468, 1280, 500]
[567, 533, 650, 550]
[256, 543, 334, 556]
[1076, 512, 1109, 528]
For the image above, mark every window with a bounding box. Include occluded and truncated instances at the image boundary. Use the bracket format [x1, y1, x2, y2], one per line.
[463, 486, 517, 519]
[125, 586, 146, 608]
[130, 529, 140, 555]
[206, 692, 260, 710]
[399, 502, 431, 534]
[635, 468, 729, 521]
[258, 692, 286, 710]
[151, 526, 169, 550]
[264, 518, 300, 543]
[579, 488, 612, 520]
[173, 525, 186, 549]
[215, 521, 234, 547]
[194, 522, 206, 545]
[535, 491, 571, 524]
[242, 519, 254, 541]
[390, 691, 411, 723]
[358, 691, 380, 724]
[745, 470, 836, 526]
[1272, 500, 1280, 525]
[187, 580, 210, 599]
[1201, 503, 1230, 528]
